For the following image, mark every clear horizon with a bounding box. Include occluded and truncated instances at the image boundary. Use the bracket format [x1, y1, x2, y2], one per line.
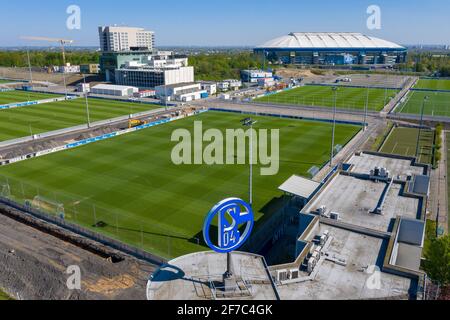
[0, 0, 449, 47]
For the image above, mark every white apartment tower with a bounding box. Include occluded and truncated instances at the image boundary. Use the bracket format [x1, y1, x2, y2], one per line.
[98, 26, 155, 52]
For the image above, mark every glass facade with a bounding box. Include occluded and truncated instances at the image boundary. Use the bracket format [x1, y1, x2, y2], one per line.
[257, 49, 407, 66]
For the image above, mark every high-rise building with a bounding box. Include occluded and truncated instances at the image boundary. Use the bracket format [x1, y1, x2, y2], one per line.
[98, 26, 155, 52]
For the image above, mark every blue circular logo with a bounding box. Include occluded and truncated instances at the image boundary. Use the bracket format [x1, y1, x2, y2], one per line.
[203, 198, 254, 254]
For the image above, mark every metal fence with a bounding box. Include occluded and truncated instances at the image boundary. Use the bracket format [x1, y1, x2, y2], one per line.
[0, 174, 200, 261]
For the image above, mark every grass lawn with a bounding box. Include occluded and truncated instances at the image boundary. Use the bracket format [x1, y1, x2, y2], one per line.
[423, 219, 437, 258]
[0, 111, 360, 258]
[0, 98, 160, 142]
[0, 90, 64, 105]
[398, 90, 450, 116]
[253, 85, 398, 111]
[0, 90, 62, 105]
[415, 79, 450, 91]
[0, 289, 12, 300]
[0, 79, 17, 84]
[380, 127, 434, 164]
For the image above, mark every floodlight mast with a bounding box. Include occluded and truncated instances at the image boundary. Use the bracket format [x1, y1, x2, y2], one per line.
[415, 96, 429, 159]
[330, 87, 338, 167]
[20, 36, 74, 98]
[241, 118, 257, 207]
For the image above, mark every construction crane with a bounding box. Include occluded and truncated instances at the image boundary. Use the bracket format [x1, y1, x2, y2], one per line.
[21, 36, 74, 65]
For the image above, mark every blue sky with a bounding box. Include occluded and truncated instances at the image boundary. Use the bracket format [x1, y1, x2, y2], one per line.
[0, 0, 449, 47]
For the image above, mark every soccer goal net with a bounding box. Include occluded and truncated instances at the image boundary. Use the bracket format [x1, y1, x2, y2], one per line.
[0, 183, 10, 198]
[31, 196, 65, 219]
[308, 166, 320, 178]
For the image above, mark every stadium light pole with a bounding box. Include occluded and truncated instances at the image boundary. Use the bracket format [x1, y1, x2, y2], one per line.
[415, 96, 429, 159]
[83, 74, 91, 128]
[363, 85, 369, 131]
[241, 117, 257, 207]
[26, 48, 33, 85]
[330, 87, 337, 168]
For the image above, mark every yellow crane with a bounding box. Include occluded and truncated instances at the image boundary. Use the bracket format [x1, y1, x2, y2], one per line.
[20, 36, 74, 65]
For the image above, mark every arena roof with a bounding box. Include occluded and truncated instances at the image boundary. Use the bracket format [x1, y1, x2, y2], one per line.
[256, 32, 405, 50]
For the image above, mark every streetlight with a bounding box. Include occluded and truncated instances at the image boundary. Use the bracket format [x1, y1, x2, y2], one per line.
[83, 74, 91, 128]
[241, 117, 257, 207]
[415, 96, 429, 159]
[330, 87, 338, 167]
[363, 85, 369, 131]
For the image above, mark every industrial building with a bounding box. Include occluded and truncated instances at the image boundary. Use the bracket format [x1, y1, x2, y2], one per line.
[80, 64, 100, 74]
[254, 32, 407, 65]
[98, 26, 155, 52]
[200, 82, 217, 95]
[241, 69, 273, 83]
[266, 152, 429, 300]
[98, 25, 156, 82]
[217, 79, 242, 91]
[91, 84, 138, 97]
[155, 82, 207, 102]
[114, 51, 194, 89]
[100, 50, 153, 82]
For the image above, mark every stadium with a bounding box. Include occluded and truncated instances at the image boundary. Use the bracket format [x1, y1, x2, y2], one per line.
[254, 32, 407, 65]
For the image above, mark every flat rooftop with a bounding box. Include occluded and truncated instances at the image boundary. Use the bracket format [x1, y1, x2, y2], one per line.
[147, 251, 278, 300]
[347, 153, 425, 178]
[303, 174, 420, 232]
[277, 225, 413, 300]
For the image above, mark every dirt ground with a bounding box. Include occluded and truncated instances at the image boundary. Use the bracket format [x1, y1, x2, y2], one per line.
[0, 67, 100, 86]
[0, 204, 157, 300]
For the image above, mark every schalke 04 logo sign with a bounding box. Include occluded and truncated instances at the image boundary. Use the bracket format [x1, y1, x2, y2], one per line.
[203, 198, 254, 253]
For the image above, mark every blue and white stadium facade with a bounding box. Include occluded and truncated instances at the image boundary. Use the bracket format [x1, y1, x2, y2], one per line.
[254, 32, 407, 65]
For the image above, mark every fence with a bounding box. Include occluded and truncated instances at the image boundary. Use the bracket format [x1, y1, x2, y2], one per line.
[0, 174, 201, 261]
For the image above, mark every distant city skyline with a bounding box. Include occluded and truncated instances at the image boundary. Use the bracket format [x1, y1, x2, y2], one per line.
[1, 0, 449, 47]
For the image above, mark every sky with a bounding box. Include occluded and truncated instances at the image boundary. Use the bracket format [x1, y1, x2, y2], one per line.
[0, 0, 449, 47]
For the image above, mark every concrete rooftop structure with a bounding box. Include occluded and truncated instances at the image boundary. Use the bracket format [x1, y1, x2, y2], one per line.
[269, 152, 428, 300]
[277, 225, 414, 300]
[147, 252, 278, 300]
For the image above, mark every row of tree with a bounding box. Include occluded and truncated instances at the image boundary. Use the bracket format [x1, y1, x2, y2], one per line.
[188, 52, 261, 81]
[0, 51, 100, 68]
[397, 52, 450, 76]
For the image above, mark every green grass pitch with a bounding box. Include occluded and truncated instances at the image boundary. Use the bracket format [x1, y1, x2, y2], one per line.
[0, 111, 360, 258]
[0, 79, 17, 84]
[398, 90, 450, 116]
[0, 97, 160, 142]
[380, 127, 434, 164]
[253, 85, 399, 111]
[0, 90, 61, 105]
[0, 289, 12, 300]
[415, 79, 450, 91]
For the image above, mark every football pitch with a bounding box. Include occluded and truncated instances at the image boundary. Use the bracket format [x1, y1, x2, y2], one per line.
[398, 90, 450, 116]
[253, 85, 398, 111]
[0, 90, 61, 105]
[380, 127, 434, 164]
[0, 79, 17, 84]
[0, 97, 160, 142]
[415, 79, 450, 91]
[0, 111, 360, 258]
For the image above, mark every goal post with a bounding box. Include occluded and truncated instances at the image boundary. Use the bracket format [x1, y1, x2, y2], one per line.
[0, 183, 10, 198]
[31, 195, 65, 219]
